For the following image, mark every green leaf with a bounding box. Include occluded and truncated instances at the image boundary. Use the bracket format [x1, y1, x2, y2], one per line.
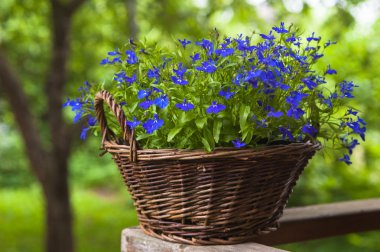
[203, 128, 215, 150]
[195, 117, 207, 129]
[179, 112, 196, 125]
[239, 105, 251, 130]
[201, 137, 212, 152]
[130, 101, 139, 113]
[178, 129, 196, 148]
[213, 120, 222, 143]
[242, 127, 253, 143]
[167, 126, 183, 142]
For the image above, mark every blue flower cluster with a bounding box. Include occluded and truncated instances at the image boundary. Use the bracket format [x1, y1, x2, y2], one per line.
[65, 23, 365, 164]
[63, 81, 96, 140]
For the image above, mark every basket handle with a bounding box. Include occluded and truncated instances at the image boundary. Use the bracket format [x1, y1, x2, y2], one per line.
[94, 90, 138, 162]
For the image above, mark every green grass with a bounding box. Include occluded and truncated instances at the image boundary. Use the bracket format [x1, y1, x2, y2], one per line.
[0, 186, 138, 252]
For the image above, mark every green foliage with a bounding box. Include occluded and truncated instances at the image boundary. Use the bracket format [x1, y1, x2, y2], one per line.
[0, 187, 138, 252]
[0, 125, 34, 188]
[67, 24, 365, 167]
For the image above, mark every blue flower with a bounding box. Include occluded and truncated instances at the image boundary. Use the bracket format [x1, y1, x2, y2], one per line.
[339, 80, 357, 98]
[357, 116, 366, 125]
[127, 116, 141, 129]
[125, 50, 138, 64]
[286, 107, 305, 119]
[272, 22, 288, 34]
[279, 126, 295, 141]
[233, 73, 244, 85]
[267, 111, 283, 118]
[294, 39, 302, 47]
[73, 112, 83, 123]
[319, 92, 337, 108]
[195, 60, 217, 73]
[234, 35, 254, 53]
[260, 31, 275, 41]
[63, 98, 82, 111]
[161, 56, 171, 68]
[346, 120, 366, 141]
[100, 57, 109, 65]
[245, 69, 263, 82]
[143, 114, 164, 134]
[306, 32, 321, 42]
[339, 154, 352, 165]
[88, 115, 97, 126]
[108, 49, 120, 56]
[114, 71, 127, 83]
[175, 98, 194, 112]
[148, 67, 160, 83]
[152, 87, 163, 93]
[324, 40, 337, 48]
[114, 71, 135, 84]
[218, 88, 235, 100]
[137, 88, 151, 99]
[215, 48, 234, 57]
[80, 127, 90, 141]
[138, 99, 154, 110]
[286, 33, 297, 43]
[301, 123, 318, 137]
[190, 53, 200, 62]
[173, 63, 187, 78]
[305, 46, 316, 51]
[346, 108, 358, 116]
[220, 37, 232, 48]
[347, 139, 360, 154]
[302, 77, 317, 90]
[154, 95, 169, 109]
[206, 101, 226, 114]
[171, 76, 189, 85]
[311, 52, 324, 61]
[195, 39, 214, 55]
[103, 56, 117, 64]
[325, 65, 337, 75]
[178, 38, 191, 49]
[232, 138, 246, 148]
[63, 98, 84, 123]
[125, 73, 137, 84]
[285, 91, 308, 107]
[341, 138, 360, 154]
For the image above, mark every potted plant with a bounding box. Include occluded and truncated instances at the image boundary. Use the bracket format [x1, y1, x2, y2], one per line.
[64, 23, 365, 245]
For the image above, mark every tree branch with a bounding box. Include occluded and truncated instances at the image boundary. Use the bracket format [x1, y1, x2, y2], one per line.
[0, 50, 47, 184]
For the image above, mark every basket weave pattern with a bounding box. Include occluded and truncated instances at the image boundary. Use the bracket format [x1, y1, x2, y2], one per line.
[95, 90, 320, 245]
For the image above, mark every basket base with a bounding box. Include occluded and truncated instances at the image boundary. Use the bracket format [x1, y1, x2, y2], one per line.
[139, 222, 279, 245]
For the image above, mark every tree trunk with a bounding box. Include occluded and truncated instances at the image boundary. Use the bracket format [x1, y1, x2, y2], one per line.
[0, 1, 86, 252]
[127, 0, 138, 39]
[43, 162, 73, 252]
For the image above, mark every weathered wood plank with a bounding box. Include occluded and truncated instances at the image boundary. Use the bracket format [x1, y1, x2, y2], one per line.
[254, 198, 380, 245]
[122, 227, 288, 252]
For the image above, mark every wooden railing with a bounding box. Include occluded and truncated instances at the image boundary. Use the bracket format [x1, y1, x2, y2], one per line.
[121, 198, 380, 251]
[254, 198, 380, 245]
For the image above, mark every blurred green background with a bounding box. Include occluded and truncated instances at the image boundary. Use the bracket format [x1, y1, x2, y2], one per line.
[1, 0, 380, 251]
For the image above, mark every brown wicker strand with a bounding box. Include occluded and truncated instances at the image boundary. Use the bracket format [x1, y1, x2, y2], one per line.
[94, 90, 138, 161]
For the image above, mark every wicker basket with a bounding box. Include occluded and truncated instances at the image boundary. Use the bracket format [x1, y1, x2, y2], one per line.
[94, 90, 320, 245]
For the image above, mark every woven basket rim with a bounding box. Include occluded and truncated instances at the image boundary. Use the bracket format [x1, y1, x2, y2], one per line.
[103, 140, 321, 161]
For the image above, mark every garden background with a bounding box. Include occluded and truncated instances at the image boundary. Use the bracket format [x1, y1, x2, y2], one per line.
[0, 0, 380, 251]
